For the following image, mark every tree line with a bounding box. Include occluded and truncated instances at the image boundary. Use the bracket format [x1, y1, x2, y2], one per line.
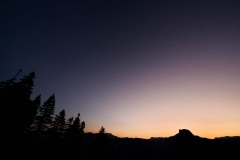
[0, 70, 114, 160]
[0, 70, 86, 136]
[30, 94, 85, 136]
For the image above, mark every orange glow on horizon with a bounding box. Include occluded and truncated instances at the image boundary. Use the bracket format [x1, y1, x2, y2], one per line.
[83, 55, 240, 139]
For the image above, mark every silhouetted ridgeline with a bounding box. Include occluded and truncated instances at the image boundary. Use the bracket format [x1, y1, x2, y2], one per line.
[20, 129, 240, 160]
[1, 71, 239, 160]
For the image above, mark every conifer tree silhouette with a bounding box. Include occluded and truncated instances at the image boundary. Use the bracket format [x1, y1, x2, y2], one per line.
[94, 126, 118, 159]
[68, 113, 85, 136]
[63, 113, 85, 159]
[51, 109, 66, 133]
[93, 126, 110, 159]
[35, 94, 55, 132]
[29, 94, 41, 131]
[81, 121, 85, 133]
[0, 69, 21, 91]
[33, 95, 41, 113]
[71, 113, 81, 135]
[96, 126, 107, 147]
[0, 70, 38, 159]
[99, 126, 106, 134]
[66, 117, 74, 131]
[18, 71, 35, 98]
[0, 70, 37, 133]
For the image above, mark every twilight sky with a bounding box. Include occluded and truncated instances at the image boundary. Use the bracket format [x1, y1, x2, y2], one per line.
[1, 0, 240, 138]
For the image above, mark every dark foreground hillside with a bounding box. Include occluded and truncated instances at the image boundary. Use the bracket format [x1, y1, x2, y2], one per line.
[16, 129, 239, 160]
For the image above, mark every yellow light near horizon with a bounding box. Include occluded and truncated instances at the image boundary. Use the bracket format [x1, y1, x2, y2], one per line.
[83, 53, 240, 139]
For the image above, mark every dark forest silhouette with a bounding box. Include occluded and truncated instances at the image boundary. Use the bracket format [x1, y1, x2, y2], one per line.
[0, 70, 239, 160]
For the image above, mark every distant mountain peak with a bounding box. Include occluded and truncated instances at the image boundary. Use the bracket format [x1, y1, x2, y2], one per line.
[178, 129, 194, 136]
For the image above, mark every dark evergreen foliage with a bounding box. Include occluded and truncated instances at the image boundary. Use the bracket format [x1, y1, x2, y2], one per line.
[66, 116, 74, 131]
[0, 70, 37, 133]
[0, 70, 38, 159]
[51, 109, 66, 133]
[92, 126, 119, 160]
[66, 113, 85, 137]
[32, 95, 41, 111]
[34, 94, 55, 132]
[99, 126, 106, 134]
[71, 113, 81, 134]
[19, 71, 35, 98]
[29, 95, 41, 131]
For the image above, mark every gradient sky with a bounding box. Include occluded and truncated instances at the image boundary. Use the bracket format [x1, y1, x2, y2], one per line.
[1, 0, 240, 138]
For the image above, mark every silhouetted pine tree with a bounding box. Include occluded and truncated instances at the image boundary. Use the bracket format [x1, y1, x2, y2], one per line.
[0, 69, 21, 91]
[81, 121, 85, 133]
[93, 126, 109, 159]
[51, 109, 66, 133]
[69, 113, 85, 136]
[0, 70, 38, 159]
[64, 114, 85, 159]
[96, 126, 107, 148]
[0, 70, 38, 133]
[65, 113, 85, 141]
[93, 126, 118, 160]
[18, 71, 35, 98]
[35, 94, 55, 132]
[66, 117, 74, 131]
[32, 94, 41, 114]
[99, 126, 106, 134]
[29, 94, 41, 131]
[71, 113, 81, 134]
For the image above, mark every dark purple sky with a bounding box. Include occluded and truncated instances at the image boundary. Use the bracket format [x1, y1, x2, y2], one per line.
[1, 0, 240, 138]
